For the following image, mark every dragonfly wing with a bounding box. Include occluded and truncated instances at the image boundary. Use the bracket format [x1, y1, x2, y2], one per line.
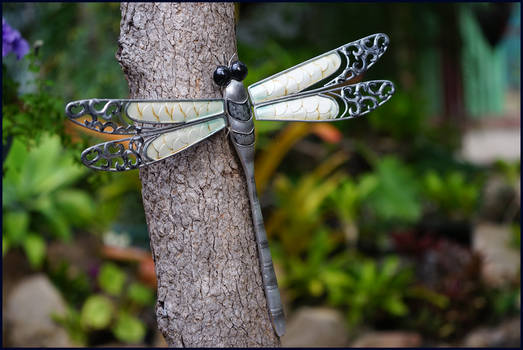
[253, 80, 395, 122]
[248, 33, 390, 105]
[65, 99, 225, 135]
[80, 117, 227, 171]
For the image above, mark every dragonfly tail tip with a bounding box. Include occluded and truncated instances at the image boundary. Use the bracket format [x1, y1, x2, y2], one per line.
[273, 318, 286, 337]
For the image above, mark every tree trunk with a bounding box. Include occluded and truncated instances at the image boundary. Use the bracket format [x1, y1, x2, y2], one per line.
[116, 3, 280, 347]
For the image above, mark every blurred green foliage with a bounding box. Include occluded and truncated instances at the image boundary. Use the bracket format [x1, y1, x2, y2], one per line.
[3, 3, 127, 100]
[81, 294, 114, 330]
[360, 156, 423, 227]
[54, 262, 154, 345]
[422, 170, 481, 219]
[268, 152, 347, 255]
[112, 312, 147, 344]
[494, 159, 521, 186]
[281, 228, 414, 325]
[331, 256, 412, 325]
[98, 262, 127, 296]
[2, 134, 95, 267]
[2, 53, 66, 148]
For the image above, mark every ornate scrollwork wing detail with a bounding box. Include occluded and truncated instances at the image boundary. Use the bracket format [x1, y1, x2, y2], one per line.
[80, 135, 148, 171]
[337, 80, 395, 118]
[326, 33, 390, 87]
[65, 99, 141, 135]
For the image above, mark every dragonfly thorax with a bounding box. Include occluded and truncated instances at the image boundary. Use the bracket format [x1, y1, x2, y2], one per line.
[224, 79, 248, 104]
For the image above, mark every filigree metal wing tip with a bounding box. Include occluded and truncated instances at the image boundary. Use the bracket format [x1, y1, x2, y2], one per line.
[65, 99, 139, 135]
[340, 79, 395, 118]
[327, 33, 391, 87]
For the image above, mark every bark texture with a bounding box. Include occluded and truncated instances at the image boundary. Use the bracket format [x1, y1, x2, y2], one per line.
[116, 3, 279, 347]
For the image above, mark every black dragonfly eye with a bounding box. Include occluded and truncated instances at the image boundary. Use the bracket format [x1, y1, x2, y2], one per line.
[230, 61, 248, 81]
[213, 66, 231, 87]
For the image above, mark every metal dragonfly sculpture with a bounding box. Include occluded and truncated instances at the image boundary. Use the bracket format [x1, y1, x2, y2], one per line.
[65, 33, 395, 337]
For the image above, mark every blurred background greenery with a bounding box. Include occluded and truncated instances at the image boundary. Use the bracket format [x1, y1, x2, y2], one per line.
[2, 3, 520, 347]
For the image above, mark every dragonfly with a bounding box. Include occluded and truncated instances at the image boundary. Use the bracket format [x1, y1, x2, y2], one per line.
[65, 33, 395, 337]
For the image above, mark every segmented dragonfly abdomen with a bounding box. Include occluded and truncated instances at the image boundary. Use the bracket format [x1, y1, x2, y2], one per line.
[248, 53, 341, 104]
[232, 132, 254, 146]
[227, 101, 255, 146]
[127, 101, 224, 124]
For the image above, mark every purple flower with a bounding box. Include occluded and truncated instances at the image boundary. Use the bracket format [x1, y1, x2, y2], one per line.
[3, 18, 29, 60]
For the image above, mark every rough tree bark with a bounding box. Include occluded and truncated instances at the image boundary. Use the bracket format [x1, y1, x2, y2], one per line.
[116, 3, 280, 347]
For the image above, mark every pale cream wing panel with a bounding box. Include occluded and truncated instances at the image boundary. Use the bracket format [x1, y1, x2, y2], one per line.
[145, 118, 226, 161]
[126, 100, 225, 124]
[255, 95, 340, 121]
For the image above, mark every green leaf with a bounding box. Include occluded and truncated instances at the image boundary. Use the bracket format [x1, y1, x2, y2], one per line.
[23, 233, 46, 268]
[80, 295, 113, 330]
[3, 137, 28, 175]
[3, 211, 30, 245]
[26, 135, 85, 195]
[39, 207, 72, 241]
[127, 282, 155, 306]
[383, 295, 408, 316]
[361, 156, 422, 224]
[52, 306, 87, 346]
[54, 189, 96, 225]
[308, 279, 324, 297]
[3, 236, 9, 255]
[381, 256, 400, 279]
[98, 263, 126, 296]
[112, 313, 146, 344]
[360, 260, 377, 290]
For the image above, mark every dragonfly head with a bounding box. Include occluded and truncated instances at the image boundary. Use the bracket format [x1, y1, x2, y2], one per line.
[214, 60, 249, 103]
[213, 60, 248, 87]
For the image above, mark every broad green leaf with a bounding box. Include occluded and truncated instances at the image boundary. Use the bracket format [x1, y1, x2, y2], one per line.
[23, 233, 46, 268]
[30, 137, 85, 194]
[358, 175, 378, 198]
[98, 263, 126, 296]
[112, 313, 146, 344]
[308, 279, 324, 297]
[361, 156, 422, 224]
[54, 189, 96, 225]
[3, 236, 9, 255]
[383, 295, 408, 316]
[52, 306, 88, 346]
[127, 282, 155, 306]
[3, 137, 28, 176]
[39, 206, 72, 240]
[360, 261, 377, 290]
[3, 211, 29, 244]
[80, 295, 113, 330]
[381, 256, 400, 279]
